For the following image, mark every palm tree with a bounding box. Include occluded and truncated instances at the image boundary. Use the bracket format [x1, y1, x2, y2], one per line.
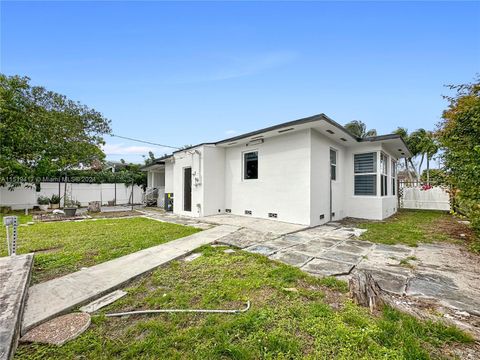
[344, 120, 377, 138]
[393, 127, 416, 181]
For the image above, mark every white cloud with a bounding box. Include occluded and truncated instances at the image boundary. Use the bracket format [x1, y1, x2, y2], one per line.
[225, 130, 237, 135]
[102, 143, 154, 155]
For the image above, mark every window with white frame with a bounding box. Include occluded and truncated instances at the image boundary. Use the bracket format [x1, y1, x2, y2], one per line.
[330, 149, 337, 181]
[243, 151, 258, 180]
[391, 159, 397, 196]
[354, 152, 377, 196]
[380, 152, 388, 196]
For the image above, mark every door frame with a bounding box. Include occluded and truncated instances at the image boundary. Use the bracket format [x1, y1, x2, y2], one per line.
[183, 167, 192, 212]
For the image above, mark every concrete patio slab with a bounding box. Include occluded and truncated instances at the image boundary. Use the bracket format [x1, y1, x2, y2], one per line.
[354, 268, 409, 295]
[334, 243, 370, 255]
[319, 250, 363, 265]
[289, 240, 339, 256]
[21, 224, 239, 333]
[215, 228, 279, 248]
[269, 251, 312, 267]
[199, 214, 306, 235]
[244, 244, 279, 256]
[0, 254, 33, 360]
[301, 258, 354, 277]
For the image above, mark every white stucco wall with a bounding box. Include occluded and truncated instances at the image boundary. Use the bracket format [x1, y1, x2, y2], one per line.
[310, 129, 346, 226]
[343, 144, 399, 220]
[164, 162, 174, 193]
[224, 129, 311, 225]
[202, 145, 226, 216]
[172, 147, 204, 217]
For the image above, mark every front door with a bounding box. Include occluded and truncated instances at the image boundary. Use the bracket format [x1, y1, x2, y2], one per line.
[183, 167, 192, 211]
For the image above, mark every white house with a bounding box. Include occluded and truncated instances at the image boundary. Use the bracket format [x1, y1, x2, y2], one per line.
[142, 114, 411, 226]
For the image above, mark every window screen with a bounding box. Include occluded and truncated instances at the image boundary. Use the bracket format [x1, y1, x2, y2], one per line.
[380, 153, 388, 196]
[391, 160, 397, 196]
[354, 153, 376, 173]
[354, 152, 377, 196]
[354, 174, 377, 196]
[330, 149, 337, 181]
[244, 151, 258, 179]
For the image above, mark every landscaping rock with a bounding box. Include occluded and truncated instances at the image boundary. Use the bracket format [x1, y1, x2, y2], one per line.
[244, 244, 278, 256]
[20, 313, 91, 346]
[223, 249, 235, 253]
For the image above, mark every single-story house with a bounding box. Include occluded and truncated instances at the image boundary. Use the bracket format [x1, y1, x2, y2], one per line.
[142, 114, 411, 226]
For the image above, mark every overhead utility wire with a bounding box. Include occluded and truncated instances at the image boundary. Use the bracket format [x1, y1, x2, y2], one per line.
[111, 134, 181, 150]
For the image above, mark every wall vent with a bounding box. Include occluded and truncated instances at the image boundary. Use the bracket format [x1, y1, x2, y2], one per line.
[326, 129, 335, 134]
[225, 209, 232, 213]
[268, 213, 278, 218]
[245, 210, 252, 215]
[278, 127, 294, 133]
[331, 212, 335, 218]
[340, 137, 347, 142]
[320, 214, 325, 219]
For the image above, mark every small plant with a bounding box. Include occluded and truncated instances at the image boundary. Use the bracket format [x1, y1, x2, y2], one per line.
[50, 194, 61, 204]
[37, 196, 50, 205]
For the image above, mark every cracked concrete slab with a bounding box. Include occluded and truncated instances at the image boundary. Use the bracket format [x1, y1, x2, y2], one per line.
[244, 244, 279, 256]
[319, 250, 363, 265]
[289, 240, 339, 256]
[0, 254, 34, 360]
[302, 258, 354, 277]
[269, 251, 312, 267]
[215, 228, 279, 249]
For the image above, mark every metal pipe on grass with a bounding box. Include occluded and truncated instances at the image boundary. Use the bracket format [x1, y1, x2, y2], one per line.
[105, 301, 250, 317]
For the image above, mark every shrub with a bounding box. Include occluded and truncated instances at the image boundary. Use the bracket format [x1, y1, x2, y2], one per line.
[50, 194, 60, 204]
[37, 196, 50, 205]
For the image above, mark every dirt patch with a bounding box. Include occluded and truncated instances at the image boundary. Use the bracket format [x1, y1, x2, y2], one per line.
[89, 211, 141, 219]
[425, 214, 476, 243]
[33, 246, 63, 254]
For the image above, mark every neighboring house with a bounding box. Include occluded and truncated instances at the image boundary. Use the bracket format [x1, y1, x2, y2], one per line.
[141, 114, 411, 226]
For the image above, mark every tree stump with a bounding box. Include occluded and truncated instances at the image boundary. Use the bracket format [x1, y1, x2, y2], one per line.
[349, 271, 384, 313]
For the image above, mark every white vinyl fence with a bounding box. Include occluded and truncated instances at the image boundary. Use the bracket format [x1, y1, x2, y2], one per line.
[399, 182, 451, 211]
[0, 183, 144, 210]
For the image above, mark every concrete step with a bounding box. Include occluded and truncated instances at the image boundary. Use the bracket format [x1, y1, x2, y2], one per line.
[0, 254, 34, 360]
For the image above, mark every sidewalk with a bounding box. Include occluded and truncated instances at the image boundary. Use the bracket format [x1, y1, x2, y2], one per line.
[22, 224, 238, 333]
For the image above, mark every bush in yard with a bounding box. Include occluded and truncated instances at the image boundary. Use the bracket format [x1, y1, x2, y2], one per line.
[37, 196, 50, 205]
[438, 76, 480, 237]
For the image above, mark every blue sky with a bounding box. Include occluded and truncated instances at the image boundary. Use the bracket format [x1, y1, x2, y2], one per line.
[1, 1, 479, 163]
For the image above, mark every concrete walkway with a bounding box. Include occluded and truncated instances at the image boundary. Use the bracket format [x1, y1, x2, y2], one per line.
[0, 254, 33, 360]
[22, 224, 238, 333]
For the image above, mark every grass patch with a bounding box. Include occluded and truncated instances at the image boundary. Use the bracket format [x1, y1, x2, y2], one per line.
[0, 217, 200, 283]
[16, 246, 473, 359]
[356, 210, 459, 247]
[0, 210, 33, 224]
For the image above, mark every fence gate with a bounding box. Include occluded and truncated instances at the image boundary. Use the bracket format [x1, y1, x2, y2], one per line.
[398, 180, 451, 211]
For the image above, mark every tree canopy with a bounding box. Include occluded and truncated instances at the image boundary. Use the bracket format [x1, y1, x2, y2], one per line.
[344, 120, 377, 138]
[437, 77, 480, 236]
[0, 74, 112, 186]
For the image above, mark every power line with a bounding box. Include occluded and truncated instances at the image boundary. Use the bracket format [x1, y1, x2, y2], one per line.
[110, 134, 180, 150]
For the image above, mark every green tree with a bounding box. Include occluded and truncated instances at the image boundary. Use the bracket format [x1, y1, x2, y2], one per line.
[143, 151, 156, 165]
[344, 120, 377, 138]
[438, 77, 480, 236]
[0, 74, 111, 186]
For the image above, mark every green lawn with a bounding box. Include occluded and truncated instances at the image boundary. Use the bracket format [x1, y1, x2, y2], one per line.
[0, 217, 201, 284]
[356, 210, 462, 247]
[16, 245, 472, 359]
[0, 210, 33, 225]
